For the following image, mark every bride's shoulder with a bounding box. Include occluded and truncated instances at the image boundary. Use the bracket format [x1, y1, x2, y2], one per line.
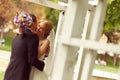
[39, 39, 50, 45]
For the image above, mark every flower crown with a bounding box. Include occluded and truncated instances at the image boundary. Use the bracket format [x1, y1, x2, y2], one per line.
[13, 11, 33, 28]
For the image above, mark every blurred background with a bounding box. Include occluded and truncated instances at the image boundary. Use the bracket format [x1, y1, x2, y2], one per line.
[0, 0, 120, 80]
[0, 0, 59, 79]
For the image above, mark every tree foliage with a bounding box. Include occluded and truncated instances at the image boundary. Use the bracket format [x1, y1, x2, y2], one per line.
[45, 0, 60, 32]
[0, 0, 59, 32]
[104, 0, 120, 33]
[0, 0, 46, 27]
[12, 0, 45, 17]
[0, 0, 17, 26]
[103, 0, 120, 43]
[103, 0, 120, 66]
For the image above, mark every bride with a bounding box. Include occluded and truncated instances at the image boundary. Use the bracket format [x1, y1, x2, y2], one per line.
[30, 20, 53, 80]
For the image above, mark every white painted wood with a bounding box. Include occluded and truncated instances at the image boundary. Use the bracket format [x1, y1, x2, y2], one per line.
[27, 0, 66, 10]
[73, 11, 95, 80]
[89, 0, 107, 40]
[82, 11, 95, 40]
[78, 0, 108, 80]
[49, 11, 65, 80]
[59, 0, 68, 3]
[58, 1, 68, 6]
[50, 44, 69, 80]
[50, 0, 89, 80]
[27, 0, 95, 12]
[92, 69, 118, 79]
[88, 4, 96, 11]
[58, 37, 120, 54]
[62, 0, 89, 38]
[26, 0, 120, 80]
[117, 68, 120, 80]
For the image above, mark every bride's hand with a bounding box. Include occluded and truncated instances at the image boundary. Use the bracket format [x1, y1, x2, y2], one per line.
[38, 39, 50, 58]
[45, 45, 50, 57]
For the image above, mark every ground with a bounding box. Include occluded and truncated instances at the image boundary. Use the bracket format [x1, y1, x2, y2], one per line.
[92, 77, 114, 80]
[0, 50, 117, 80]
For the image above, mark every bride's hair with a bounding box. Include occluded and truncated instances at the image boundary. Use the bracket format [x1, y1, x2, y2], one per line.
[38, 19, 53, 39]
[43, 20, 53, 38]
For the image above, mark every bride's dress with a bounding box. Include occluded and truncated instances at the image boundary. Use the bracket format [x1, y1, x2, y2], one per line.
[30, 55, 48, 80]
[30, 30, 55, 80]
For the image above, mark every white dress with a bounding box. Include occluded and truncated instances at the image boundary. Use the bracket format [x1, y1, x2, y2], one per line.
[30, 55, 48, 80]
[30, 30, 55, 80]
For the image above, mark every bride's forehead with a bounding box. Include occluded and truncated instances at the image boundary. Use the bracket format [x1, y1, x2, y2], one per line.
[39, 22, 47, 28]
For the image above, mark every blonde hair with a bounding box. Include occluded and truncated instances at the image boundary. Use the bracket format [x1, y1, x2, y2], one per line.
[39, 19, 53, 38]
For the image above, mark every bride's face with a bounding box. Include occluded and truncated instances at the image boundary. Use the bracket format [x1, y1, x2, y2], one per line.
[37, 22, 46, 37]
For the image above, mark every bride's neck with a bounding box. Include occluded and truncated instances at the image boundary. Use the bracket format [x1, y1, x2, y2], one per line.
[38, 35, 45, 40]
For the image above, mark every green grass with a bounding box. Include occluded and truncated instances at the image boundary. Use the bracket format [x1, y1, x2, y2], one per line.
[0, 66, 118, 80]
[0, 35, 119, 77]
[95, 54, 120, 74]
[0, 71, 4, 80]
[0, 36, 13, 51]
[94, 65, 119, 74]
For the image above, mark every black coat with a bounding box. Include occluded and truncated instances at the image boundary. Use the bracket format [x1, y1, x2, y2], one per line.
[4, 29, 45, 80]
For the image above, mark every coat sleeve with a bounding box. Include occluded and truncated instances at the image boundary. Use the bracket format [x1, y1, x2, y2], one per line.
[27, 35, 45, 71]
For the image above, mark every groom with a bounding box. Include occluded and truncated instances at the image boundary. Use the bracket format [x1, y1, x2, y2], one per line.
[4, 13, 45, 80]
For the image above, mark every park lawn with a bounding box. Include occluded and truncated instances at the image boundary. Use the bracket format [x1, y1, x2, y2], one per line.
[0, 65, 118, 80]
[0, 71, 4, 80]
[94, 64, 119, 74]
[0, 36, 13, 51]
[0, 36, 119, 78]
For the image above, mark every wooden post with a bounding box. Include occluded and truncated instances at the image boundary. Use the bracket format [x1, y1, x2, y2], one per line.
[26, 0, 120, 80]
[47, 11, 65, 79]
[117, 68, 120, 80]
[77, 0, 107, 80]
[50, 0, 89, 80]
[74, 10, 95, 80]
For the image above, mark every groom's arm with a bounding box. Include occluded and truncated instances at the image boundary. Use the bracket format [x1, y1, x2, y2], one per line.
[27, 35, 45, 71]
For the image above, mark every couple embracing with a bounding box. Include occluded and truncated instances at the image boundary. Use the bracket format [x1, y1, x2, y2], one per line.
[4, 11, 53, 80]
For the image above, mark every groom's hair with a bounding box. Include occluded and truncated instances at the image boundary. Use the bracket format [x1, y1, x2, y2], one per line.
[30, 14, 37, 22]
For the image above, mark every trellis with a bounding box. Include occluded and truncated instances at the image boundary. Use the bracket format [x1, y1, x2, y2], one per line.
[27, 0, 120, 80]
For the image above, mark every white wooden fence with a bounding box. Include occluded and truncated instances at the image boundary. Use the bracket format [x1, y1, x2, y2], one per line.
[27, 0, 120, 80]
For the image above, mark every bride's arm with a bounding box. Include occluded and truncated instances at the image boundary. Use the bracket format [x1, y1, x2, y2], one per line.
[38, 39, 50, 58]
[45, 45, 50, 57]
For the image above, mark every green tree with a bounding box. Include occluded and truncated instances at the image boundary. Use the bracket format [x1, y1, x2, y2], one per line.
[13, 0, 46, 19]
[103, 0, 120, 66]
[45, 0, 60, 32]
[14, 0, 59, 32]
[0, 0, 17, 38]
[104, 0, 120, 35]
[0, 0, 17, 26]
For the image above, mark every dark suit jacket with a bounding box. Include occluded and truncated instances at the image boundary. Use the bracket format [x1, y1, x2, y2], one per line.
[4, 29, 45, 80]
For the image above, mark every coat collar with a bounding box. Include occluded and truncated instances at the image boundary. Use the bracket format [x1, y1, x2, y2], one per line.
[24, 29, 35, 35]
